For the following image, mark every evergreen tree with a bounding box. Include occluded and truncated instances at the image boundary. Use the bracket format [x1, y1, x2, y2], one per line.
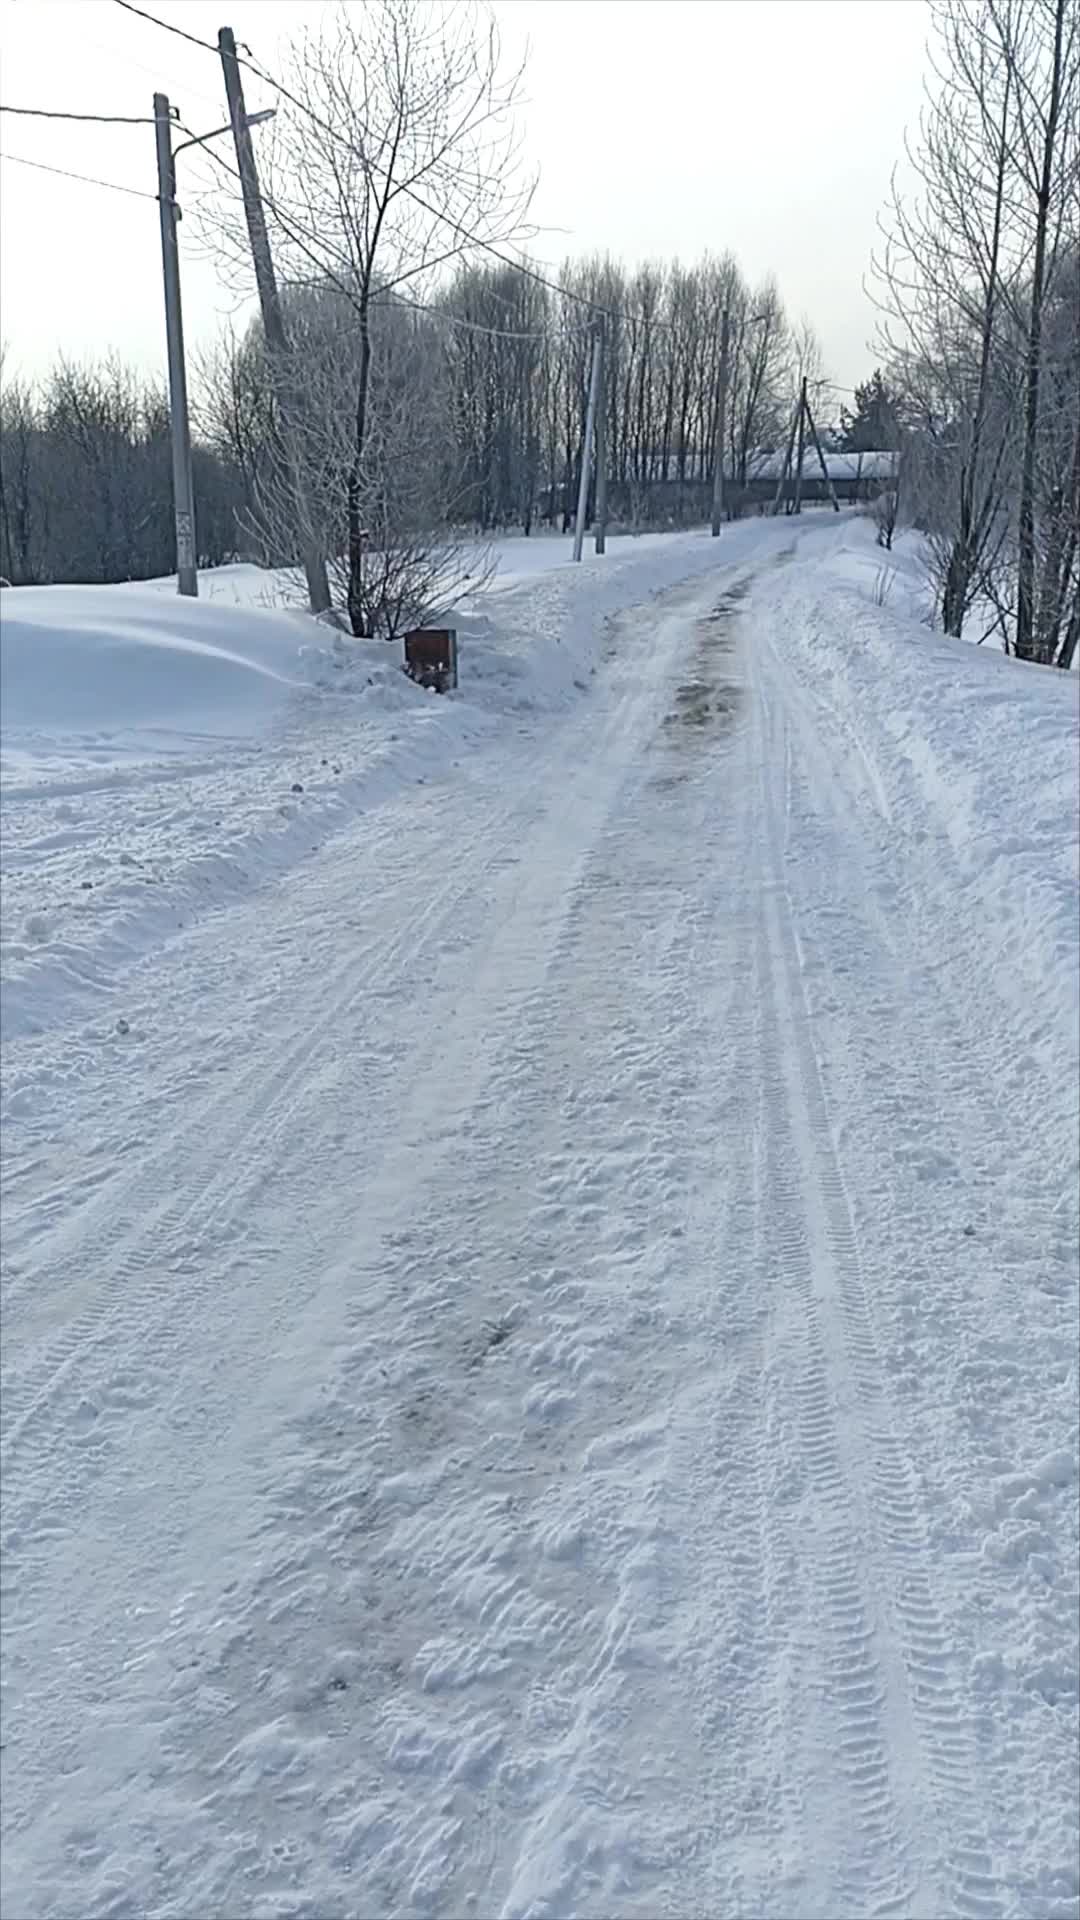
[839, 369, 900, 452]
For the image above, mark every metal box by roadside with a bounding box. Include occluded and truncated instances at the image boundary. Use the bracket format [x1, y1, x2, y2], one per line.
[403, 628, 458, 693]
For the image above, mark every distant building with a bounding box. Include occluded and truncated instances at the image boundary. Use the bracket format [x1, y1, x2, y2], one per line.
[536, 448, 899, 527]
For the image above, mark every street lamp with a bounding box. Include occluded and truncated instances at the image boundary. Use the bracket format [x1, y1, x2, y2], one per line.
[172, 107, 275, 161]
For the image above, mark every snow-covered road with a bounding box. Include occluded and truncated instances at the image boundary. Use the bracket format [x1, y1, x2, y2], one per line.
[2, 529, 1077, 1919]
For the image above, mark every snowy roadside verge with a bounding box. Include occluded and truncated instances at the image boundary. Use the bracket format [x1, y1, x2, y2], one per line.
[0, 584, 459, 1046]
[754, 515, 1079, 1179]
[0, 521, 801, 1049]
[757, 520, 1080, 1917]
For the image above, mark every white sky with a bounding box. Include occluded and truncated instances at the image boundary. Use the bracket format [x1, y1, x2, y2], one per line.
[0, 0, 930, 406]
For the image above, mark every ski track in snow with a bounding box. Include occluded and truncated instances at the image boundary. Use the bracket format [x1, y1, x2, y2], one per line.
[1, 520, 1077, 1920]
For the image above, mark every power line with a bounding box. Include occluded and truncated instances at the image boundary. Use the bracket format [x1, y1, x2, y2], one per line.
[109, 0, 809, 359]
[0, 103, 155, 126]
[239, 42, 647, 329]
[111, 0, 662, 334]
[0, 100, 566, 351]
[80, 23, 225, 114]
[112, 0, 218, 57]
[168, 116, 581, 346]
[0, 148, 158, 200]
[287, 284, 595, 346]
[419, 301, 594, 343]
[231, 40, 753, 344]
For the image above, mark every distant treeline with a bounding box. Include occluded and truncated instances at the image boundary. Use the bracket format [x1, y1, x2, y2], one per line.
[0, 359, 243, 587]
[1, 248, 831, 588]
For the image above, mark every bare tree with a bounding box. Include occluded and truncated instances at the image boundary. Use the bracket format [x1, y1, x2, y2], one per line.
[1, 354, 243, 585]
[995, 0, 1078, 657]
[875, 0, 1079, 657]
[208, 0, 531, 636]
[730, 278, 789, 491]
[440, 261, 551, 533]
[874, 486, 899, 550]
[0, 364, 45, 584]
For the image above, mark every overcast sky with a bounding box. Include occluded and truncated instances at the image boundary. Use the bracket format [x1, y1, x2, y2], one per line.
[0, 0, 930, 408]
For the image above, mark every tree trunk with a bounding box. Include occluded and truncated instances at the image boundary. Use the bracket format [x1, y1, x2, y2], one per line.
[942, 535, 971, 638]
[1036, 341, 1080, 664]
[1055, 586, 1079, 670]
[1015, 0, 1067, 661]
[940, 57, 1013, 642]
[346, 294, 373, 639]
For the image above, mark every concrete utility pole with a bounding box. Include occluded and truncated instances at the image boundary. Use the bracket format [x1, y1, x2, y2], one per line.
[153, 93, 198, 598]
[594, 322, 607, 556]
[793, 375, 807, 515]
[710, 305, 731, 536]
[573, 325, 602, 563]
[771, 395, 801, 515]
[805, 389, 841, 512]
[218, 26, 331, 615]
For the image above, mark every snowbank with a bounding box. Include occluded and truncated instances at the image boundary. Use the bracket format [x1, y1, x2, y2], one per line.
[137, 526, 711, 609]
[756, 518, 1079, 1160]
[0, 520, 802, 1043]
[1, 584, 314, 751]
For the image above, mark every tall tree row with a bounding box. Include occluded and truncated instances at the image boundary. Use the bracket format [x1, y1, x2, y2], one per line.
[0, 244, 806, 598]
[437, 251, 794, 534]
[198, 249, 802, 559]
[0, 358, 242, 587]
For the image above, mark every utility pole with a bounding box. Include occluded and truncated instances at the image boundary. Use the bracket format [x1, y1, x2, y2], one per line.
[792, 376, 807, 515]
[805, 389, 841, 512]
[218, 25, 331, 615]
[573, 324, 602, 562]
[594, 321, 607, 556]
[710, 305, 731, 536]
[771, 395, 801, 515]
[153, 94, 198, 598]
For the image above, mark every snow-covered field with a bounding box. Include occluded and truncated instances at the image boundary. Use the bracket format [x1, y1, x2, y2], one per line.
[1, 516, 1077, 1920]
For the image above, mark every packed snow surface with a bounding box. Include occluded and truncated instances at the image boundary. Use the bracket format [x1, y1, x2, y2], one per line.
[1, 516, 1077, 1920]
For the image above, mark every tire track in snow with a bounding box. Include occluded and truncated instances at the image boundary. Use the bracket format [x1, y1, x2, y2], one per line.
[754, 661, 1004, 1920]
[753, 885, 920, 1919]
[647, 593, 811, 1920]
[762, 591, 1075, 1920]
[119, 585, 738, 1920]
[488, 620, 786, 1919]
[366, 597, 759, 1918]
[3, 570, 753, 1920]
[761, 625, 1018, 1920]
[0, 741, 577, 1571]
[678, 869, 799, 1919]
[760, 638, 1018, 1920]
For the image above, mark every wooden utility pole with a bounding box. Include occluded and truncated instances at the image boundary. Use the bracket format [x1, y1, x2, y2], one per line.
[770, 396, 801, 515]
[218, 26, 331, 615]
[594, 322, 607, 556]
[710, 306, 731, 536]
[573, 325, 602, 562]
[804, 389, 841, 511]
[792, 375, 807, 516]
[153, 94, 198, 598]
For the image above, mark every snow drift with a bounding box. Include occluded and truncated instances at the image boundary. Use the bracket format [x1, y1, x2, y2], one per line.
[1, 584, 314, 750]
